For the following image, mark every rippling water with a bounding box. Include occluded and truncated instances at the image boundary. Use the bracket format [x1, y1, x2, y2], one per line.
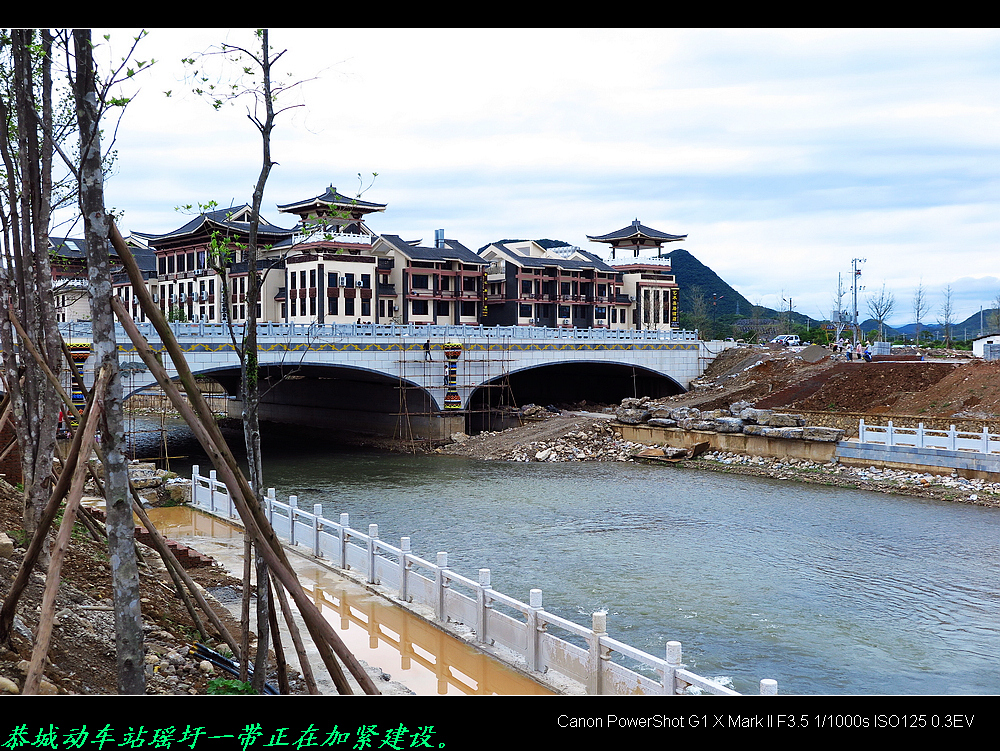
[133, 417, 1000, 695]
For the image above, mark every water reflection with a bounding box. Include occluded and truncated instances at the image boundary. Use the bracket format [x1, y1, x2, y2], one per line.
[146, 506, 553, 696]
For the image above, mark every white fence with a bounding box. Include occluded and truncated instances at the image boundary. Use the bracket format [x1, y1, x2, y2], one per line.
[858, 420, 1000, 454]
[61, 320, 700, 343]
[189, 466, 777, 696]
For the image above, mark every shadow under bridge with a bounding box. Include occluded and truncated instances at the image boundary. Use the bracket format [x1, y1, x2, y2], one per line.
[198, 362, 452, 443]
[192, 359, 682, 443]
[465, 361, 684, 434]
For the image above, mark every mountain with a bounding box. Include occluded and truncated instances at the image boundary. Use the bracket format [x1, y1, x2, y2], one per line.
[661, 248, 754, 317]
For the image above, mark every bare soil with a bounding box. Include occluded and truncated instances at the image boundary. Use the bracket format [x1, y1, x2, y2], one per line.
[0, 479, 281, 695]
[665, 345, 1000, 421]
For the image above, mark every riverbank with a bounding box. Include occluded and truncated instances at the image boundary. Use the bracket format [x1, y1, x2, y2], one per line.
[438, 412, 1000, 508]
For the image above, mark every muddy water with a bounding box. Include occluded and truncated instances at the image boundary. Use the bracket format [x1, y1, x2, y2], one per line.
[147, 506, 553, 696]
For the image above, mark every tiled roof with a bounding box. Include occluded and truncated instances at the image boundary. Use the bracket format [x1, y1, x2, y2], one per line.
[277, 186, 386, 215]
[132, 205, 294, 244]
[586, 220, 686, 244]
[379, 234, 486, 265]
[485, 243, 618, 273]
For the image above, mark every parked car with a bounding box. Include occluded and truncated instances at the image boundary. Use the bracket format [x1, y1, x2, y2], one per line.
[770, 334, 801, 346]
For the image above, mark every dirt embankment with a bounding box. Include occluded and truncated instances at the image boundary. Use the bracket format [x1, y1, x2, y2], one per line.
[667, 345, 1000, 422]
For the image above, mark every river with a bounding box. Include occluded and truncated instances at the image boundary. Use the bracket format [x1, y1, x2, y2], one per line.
[129, 416, 1000, 695]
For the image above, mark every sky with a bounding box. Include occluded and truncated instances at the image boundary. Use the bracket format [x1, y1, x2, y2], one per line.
[81, 28, 1000, 329]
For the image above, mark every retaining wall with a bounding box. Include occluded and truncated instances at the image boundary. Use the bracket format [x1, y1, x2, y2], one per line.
[617, 424, 838, 463]
[835, 442, 1000, 480]
[617, 423, 1000, 481]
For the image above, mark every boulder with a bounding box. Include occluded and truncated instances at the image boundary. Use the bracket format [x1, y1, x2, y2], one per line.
[742, 424, 772, 436]
[670, 406, 701, 421]
[615, 407, 651, 424]
[802, 426, 846, 442]
[712, 417, 745, 433]
[678, 418, 718, 432]
[729, 400, 753, 416]
[738, 408, 772, 424]
[647, 418, 678, 428]
[767, 427, 804, 440]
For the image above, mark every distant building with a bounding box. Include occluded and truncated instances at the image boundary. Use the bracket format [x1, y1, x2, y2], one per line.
[129, 205, 295, 324]
[375, 232, 487, 325]
[273, 186, 386, 324]
[478, 240, 624, 328]
[587, 220, 685, 331]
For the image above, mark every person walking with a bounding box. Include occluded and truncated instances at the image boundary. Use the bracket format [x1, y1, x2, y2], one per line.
[423, 339, 432, 361]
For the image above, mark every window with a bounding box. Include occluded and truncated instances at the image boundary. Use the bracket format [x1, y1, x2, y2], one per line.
[328, 272, 337, 288]
[310, 269, 316, 288]
[411, 274, 429, 289]
[436, 301, 450, 317]
[461, 301, 477, 318]
[328, 298, 338, 316]
[345, 273, 355, 288]
[521, 280, 532, 295]
[519, 304, 532, 318]
[344, 298, 355, 317]
[411, 300, 428, 316]
[361, 300, 371, 316]
[360, 274, 371, 288]
[290, 272, 296, 289]
[463, 276, 477, 291]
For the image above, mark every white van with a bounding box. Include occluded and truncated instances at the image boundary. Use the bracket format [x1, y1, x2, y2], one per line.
[770, 335, 801, 346]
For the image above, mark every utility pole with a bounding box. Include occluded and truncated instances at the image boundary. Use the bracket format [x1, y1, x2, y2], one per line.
[851, 258, 866, 344]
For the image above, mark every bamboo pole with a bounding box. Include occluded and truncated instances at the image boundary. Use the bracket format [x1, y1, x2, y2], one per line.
[8, 306, 242, 658]
[23, 366, 109, 694]
[271, 568, 320, 694]
[63, 340, 240, 658]
[108, 285, 374, 695]
[107, 220, 377, 693]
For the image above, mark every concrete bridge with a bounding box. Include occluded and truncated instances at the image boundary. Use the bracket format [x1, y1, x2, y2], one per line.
[59, 321, 728, 440]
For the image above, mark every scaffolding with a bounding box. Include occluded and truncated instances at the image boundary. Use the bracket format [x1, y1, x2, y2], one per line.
[394, 334, 521, 452]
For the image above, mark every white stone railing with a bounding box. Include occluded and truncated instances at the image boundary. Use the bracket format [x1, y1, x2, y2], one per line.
[189, 466, 777, 696]
[858, 420, 1000, 454]
[60, 320, 699, 343]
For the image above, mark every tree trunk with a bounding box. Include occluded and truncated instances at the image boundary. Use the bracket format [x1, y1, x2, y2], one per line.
[72, 28, 145, 694]
[0, 30, 62, 545]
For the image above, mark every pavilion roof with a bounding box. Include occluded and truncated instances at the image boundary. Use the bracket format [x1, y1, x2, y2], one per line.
[277, 186, 387, 217]
[586, 219, 686, 244]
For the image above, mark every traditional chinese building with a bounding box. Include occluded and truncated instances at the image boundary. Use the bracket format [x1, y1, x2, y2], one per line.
[586, 220, 685, 331]
[272, 186, 387, 324]
[128, 206, 295, 324]
[374, 232, 487, 325]
[478, 240, 624, 329]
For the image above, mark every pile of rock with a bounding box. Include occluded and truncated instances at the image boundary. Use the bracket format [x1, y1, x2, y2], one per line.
[488, 422, 645, 463]
[615, 398, 845, 442]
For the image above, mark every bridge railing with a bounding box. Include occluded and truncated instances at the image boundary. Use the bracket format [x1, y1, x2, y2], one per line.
[858, 419, 1000, 454]
[189, 466, 777, 696]
[60, 321, 699, 343]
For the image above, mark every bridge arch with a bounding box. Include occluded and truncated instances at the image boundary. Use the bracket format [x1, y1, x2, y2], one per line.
[465, 360, 684, 432]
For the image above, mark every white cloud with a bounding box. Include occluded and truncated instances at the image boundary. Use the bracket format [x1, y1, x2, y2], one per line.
[83, 27, 1000, 328]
